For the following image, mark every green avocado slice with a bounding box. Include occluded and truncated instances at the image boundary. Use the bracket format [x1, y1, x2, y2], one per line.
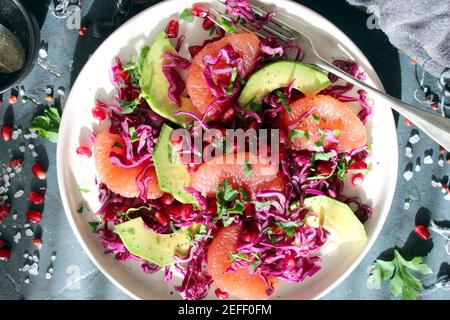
[153, 124, 197, 204]
[115, 217, 199, 267]
[140, 31, 200, 127]
[304, 196, 367, 243]
[238, 61, 331, 108]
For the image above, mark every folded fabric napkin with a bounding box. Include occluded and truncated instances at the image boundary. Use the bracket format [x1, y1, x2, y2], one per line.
[347, 0, 450, 78]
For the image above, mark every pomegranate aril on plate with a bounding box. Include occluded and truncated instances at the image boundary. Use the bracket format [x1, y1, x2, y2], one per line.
[92, 106, 107, 121]
[32, 238, 43, 249]
[2, 124, 12, 141]
[348, 161, 368, 170]
[415, 225, 430, 240]
[215, 288, 229, 299]
[161, 193, 175, 206]
[351, 172, 364, 187]
[28, 192, 45, 205]
[188, 45, 203, 58]
[27, 210, 42, 223]
[32, 163, 46, 180]
[0, 248, 11, 261]
[76, 146, 92, 158]
[202, 15, 215, 30]
[0, 203, 11, 222]
[9, 158, 23, 168]
[155, 212, 170, 225]
[166, 19, 179, 38]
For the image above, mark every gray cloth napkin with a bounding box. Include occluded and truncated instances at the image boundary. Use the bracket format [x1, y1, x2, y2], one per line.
[347, 0, 450, 78]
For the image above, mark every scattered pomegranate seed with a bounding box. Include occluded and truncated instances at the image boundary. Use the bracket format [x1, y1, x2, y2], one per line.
[439, 146, 446, 154]
[32, 237, 43, 249]
[431, 103, 439, 111]
[351, 172, 365, 188]
[28, 192, 45, 205]
[166, 19, 179, 38]
[92, 106, 107, 121]
[410, 59, 417, 65]
[348, 161, 368, 170]
[244, 203, 255, 218]
[188, 45, 203, 58]
[0, 248, 11, 261]
[45, 95, 53, 102]
[404, 118, 413, 126]
[78, 26, 87, 36]
[240, 221, 258, 242]
[316, 161, 333, 176]
[76, 146, 92, 158]
[27, 210, 42, 223]
[161, 193, 175, 206]
[192, 3, 208, 17]
[9, 158, 23, 168]
[222, 108, 236, 122]
[415, 225, 430, 240]
[0, 203, 11, 222]
[32, 162, 47, 180]
[0, 239, 5, 248]
[202, 14, 215, 30]
[285, 256, 296, 270]
[442, 184, 449, 192]
[8, 95, 17, 104]
[1, 124, 12, 141]
[191, 8, 203, 17]
[215, 288, 229, 299]
[155, 212, 170, 225]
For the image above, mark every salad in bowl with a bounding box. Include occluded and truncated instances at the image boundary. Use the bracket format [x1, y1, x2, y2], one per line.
[73, 0, 376, 300]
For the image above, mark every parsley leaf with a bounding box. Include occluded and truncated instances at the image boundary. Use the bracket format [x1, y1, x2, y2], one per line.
[276, 90, 291, 113]
[252, 200, 273, 209]
[180, 8, 194, 22]
[29, 106, 61, 143]
[216, 180, 245, 226]
[119, 98, 141, 114]
[289, 129, 310, 141]
[312, 151, 334, 162]
[367, 249, 432, 300]
[129, 127, 139, 143]
[312, 113, 320, 123]
[88, 221, 100, 233]
[315, 127, 326, 148]
[227, 67, 238, 96]
[79, 187, 91, 193]
[333, 129, 342, 137]
[274, 221, 302, 237]
[77, 204, 84, 214]
[243, 160, 253, 177]
[216, 16, 237, 33]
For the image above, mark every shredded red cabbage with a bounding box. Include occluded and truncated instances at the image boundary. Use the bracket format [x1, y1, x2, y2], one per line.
[225, 0, 275, 29]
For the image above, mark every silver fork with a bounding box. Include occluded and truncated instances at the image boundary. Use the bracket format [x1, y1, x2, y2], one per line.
[209, 0, 450, 151]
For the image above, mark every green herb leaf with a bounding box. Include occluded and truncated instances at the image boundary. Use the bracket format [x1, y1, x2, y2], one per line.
[180, 8, 194, 22]
[333, 129, 342, 137]
[315, 128, 326, 148]
[227, 67, 238, 96]
[312, 151, 334, 162]
[112, 141, 124, 149]
[276, 90, 291, 113]
[230, 252, 251, 263]
[216, 180, 245, 226]
[129, 127, 139, 143]
[77, 204, 84, 214]
[289, 129, 310, 141]
[216, 16, 237, 33]
[29, 107, 61, 143]
[88, 221, 100, 233]
[312, 113, 320, 123]
[367, 249, 432, 300]
[79, 187, 91, 193]
[239, 188, 250, 202]
[274, 221, 302, 237]
[243, 160, 253, 177]
[253, 200, 273, 209]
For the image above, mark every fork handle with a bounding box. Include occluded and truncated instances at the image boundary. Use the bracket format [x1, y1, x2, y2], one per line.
[314, 58, 450, 151]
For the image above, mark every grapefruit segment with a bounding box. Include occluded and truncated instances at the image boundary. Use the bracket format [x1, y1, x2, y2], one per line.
[186, 33, 261, 120]
[189, 152, 283, 197]
[280, 95, 367, 153]
[94, 132, 163, 199]
[207, 224, 277, 300]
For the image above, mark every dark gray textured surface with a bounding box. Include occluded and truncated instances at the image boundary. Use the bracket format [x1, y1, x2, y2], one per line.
[0, 0, 449, 300]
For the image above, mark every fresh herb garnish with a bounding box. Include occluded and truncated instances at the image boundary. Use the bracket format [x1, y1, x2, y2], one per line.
[79, 187, 91, 193]
[312, 151, 334, 162]
[216, 180, 245, 226]
[274, 221, 301, 237]
[315, 127, 326, 148]
[368, 249, 432, 300]
[252, 200, 273, 209]
[227, 67, 238, 96]
[117, 206, 152, 223]
[29, 106, 61, 143]
[129, 127, 139, 143]
[289, 129, 310, 141]
[216, 16, 237, 33]
[276, 90, 291, 113]
[312, 113, 320, 123]
[333, 129, 342, 137]
[88, 221, 100, 233]
[112, 141, 124, 149]
[243, 160, 253, 177]
[230, 252, 251, 263]
[180, 8, 194, 22]
[77, 204, 84, 214]
[119, 98, 141, 114]
[239, 188, 250, 202]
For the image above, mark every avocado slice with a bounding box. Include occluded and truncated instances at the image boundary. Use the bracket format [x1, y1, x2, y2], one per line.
[140, 32, 200, 127]
[153, 124, 197, 204]
[115, 217, 199, 267]
[238, 61, 331, 108]
[304, 196, 367, 243]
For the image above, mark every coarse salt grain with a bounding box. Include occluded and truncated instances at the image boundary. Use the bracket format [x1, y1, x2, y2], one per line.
[438, 156, 444, 167]
[25, 229, 34, 237]
[11, 131, 19, 140]
[13, 231, 21, 243]
[415, 164, 421, 172]
[22, 264, 30, 272]
[32, 255, 39, 262]
[32, 151, 38, 158]
[28, 144, 34, 150]
[28, 263, 39, 276]
[409, 134, 420, 144]
[24, 277, 30, 284]
[424, 155, 433, 164]
[403, 170, 413, 181]
[19, 146, 25, 153]
[45, 272, 52, 280]
[12, 214, 17, 220]
[404, 199, 410, 210]
[14, 190, 24, 198]
[9, 172, 15, 178]
[48, 267, 54, 273]
[405, 146, 413, 158]
[23, 253, 29, 259]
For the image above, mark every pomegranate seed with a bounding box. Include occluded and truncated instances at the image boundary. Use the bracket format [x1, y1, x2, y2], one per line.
[155, 212, 170, 225]
[28, 192, 45, 205]
[244, 203, 255, 218]
[188, 45, 203, 58]
[8, 95, 17, 104]
[222, 108, 236, 122]
[348, 161, 368, 170]
[92, 106, 107, 121]
[240, 221, 258, 242]
[206, 202, 217, 215]
[410, 59, 417, 65]
[431, 103, 439, 111]
[191, 8, 204, 17]
[76, 146, 92, 158]
[351, 172, 364, 187]
[285, 256, 296, 270]
[32, 162, 46, 180]
[2, 124, 12, 141]
[32, 238, 43, 249]
[0, 203, 11, 222]
[9, 158, 23, 168]
[202, 15, 215, 30]
[161, 193, 175, 206]
[316, 161, 333, 176]
[0, 239, 5, 248]
[78, 26, 87, 36]
[215, 288, 229, 299]
[415, 225, 430, 240]
[0, 248, 11, 261]
[27, 210, 42, 223]
[404, 118, 413, 126]
[279, 129, 288, 145]
[166, 19, 179, 38]
[180, 205, 191, 220]
[439, 146, 446, 154]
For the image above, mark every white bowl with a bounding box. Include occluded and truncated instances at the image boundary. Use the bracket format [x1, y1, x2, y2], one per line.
[57, 0, 398, 300]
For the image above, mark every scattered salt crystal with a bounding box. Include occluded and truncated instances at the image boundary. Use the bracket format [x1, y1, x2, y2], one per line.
[438, 155, 444, 167]
[28, 263, 39, 276]
[13, 231, 21, 243]
[32, 255, 39, 262]
[57, 87, 65, 95]
[23, 253, 29, 259]
[19, 146, 26, 153]
[28, 144, 34, 150]
[4, 182, 10, 188]
[404, 199, 410, 210]
[24, 134, 31, 139]
[45, 272, 52, 280]
[32, 151, 38, 158]
[24, 277, 30, 284]
[39, 48, 47, 59]
[0, 187, 5, 194]
[445, 193, 450, 200]
[28, 256, 32, 261]
[48, 267, 54, 273]
[19, 86, 25, 96]
[14, 190, 24, 198]
[405, 146, 413, 158]
[403, 170, 413, 181]
[415, 164, 421, 172]
[11, 131, 19, 140]
[424, 155, 433, 164]
[409, 134, 420, 144]
[12, 214, 17, 220]
[23, 223, 30, 228]
[22, 264, 30, 272]
[9, 172, 15, 178]
[25, 229, 34, 237]
[3, 175, 9, 182]
[51, 252, 57, 261]
[15, 167, 22, 173]
[6, 167, 11, 173]
[45, 87, 52, 95]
